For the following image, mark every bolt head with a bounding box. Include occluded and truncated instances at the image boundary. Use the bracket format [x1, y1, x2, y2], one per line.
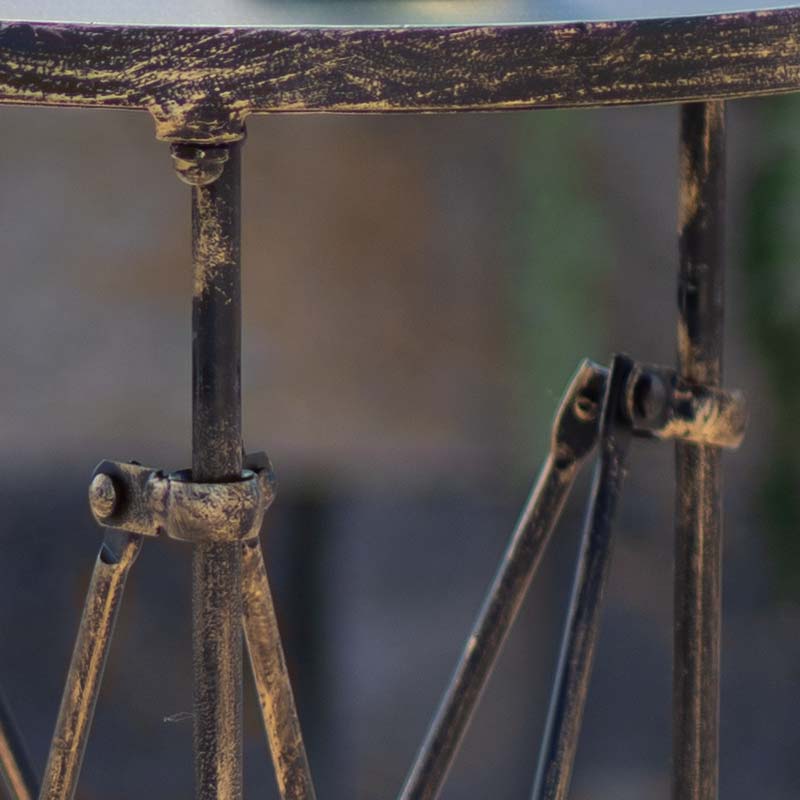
[89, 473, 117, 519]
[632, 372, 668, 423]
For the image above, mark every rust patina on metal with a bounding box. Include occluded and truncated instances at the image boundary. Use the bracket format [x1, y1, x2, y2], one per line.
[0, 8, 797, 142]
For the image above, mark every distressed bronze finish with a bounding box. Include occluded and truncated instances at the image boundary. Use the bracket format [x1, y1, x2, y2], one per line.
[88, 455, 276, 543]
[0, 3, 762, 799]
[186, 140, 246, 800]
[398, 355, 745, 800]
[626, 363, 745, 449]
[0, 10, 797, 142]
[39, 531, 143, 800]
[400, 360, 605, 800]
[530, 355, 635, 800]
[242, 540, 318, 800]
[0, 692, 37, 800]
[673, 101, 726, 800]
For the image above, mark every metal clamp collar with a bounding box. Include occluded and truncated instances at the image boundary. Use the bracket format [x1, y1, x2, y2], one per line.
[549, 357, 746, 475]
[88, 452, 275, 544]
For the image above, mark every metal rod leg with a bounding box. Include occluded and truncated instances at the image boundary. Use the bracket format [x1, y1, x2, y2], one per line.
[531, 355, 634, 800]
[0, 690, 38, 800]
[187, 140, 244, 800]
[38, 531, 142, 800]
[242, 539, 317, 800]
[399, 360, 605, 800]
[673, 101, 726, 800]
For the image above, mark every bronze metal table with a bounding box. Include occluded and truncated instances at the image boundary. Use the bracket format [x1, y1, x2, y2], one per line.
[0, 2, 788, 799]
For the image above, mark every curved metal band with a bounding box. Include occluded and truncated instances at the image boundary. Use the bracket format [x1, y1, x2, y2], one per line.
[88, 454, 276, 544]
[0, 9, 799, 141]
[158, 470, 267, 543]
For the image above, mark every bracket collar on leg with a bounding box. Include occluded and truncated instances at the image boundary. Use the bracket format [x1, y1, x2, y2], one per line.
[88, 452, 275, 544]
[550, 357, 746, 472]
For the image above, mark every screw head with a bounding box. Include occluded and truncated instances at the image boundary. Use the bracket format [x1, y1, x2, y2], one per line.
[89, 473, 118, 519]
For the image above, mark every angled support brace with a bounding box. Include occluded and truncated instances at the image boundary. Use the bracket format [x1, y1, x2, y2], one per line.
[398, 354, 745, 800]
[530, 353, 745, 800]
[38, 531, 143, 800]
[0, 690, 38, 800]
[399, 359, 606, 800]
[86, 450, 317, 800]
[242, 539, 318, 800]
[531, 354, 635, 800]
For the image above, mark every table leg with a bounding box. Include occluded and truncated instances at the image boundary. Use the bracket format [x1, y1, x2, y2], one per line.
[673, 100, 726, 800]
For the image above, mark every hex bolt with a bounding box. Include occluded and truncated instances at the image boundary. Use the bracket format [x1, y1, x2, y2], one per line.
[89, 473, 118, 519]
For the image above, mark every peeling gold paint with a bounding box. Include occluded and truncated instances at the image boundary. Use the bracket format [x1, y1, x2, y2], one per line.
[242, 541, 317, 800]
[39, 533, 142, 800]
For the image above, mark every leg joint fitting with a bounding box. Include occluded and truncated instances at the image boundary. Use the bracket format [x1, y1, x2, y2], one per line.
[88, 452, 275, 544]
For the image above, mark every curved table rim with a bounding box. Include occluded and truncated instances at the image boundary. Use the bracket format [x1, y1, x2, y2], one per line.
[0, 7, 798, 142]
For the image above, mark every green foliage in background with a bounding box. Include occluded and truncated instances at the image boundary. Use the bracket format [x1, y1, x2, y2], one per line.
[510, 111, 614, 467]
[742, 95, 800, 600]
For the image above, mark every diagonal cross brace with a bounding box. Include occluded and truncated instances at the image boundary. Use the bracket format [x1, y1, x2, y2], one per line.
[399, 354, 745, 800]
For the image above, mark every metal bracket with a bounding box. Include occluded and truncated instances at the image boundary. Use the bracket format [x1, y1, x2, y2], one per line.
[624, 361, 746, 448]
[568, 359, 746, 450]
[549, 359, 607, 471]
[88, 452, 276, 544]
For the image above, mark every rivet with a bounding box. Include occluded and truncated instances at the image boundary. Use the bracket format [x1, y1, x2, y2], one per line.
[574, 393, 599, 422]
[89, 473, 118, 519]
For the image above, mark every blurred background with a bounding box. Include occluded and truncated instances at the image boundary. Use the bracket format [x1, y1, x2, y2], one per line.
[0, 96, 798, 799]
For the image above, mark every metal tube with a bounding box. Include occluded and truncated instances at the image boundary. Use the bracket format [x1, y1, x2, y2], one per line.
[0, 690, 38, 800]
[242, 539, 317, 800]
[673, 101, 726, 800]
[190, 141, 244, 800]
[398, 458, 576, 800]
[399, 359, 605, 800]
[531, 355, 633, 800]
[38, 531, 142, 800]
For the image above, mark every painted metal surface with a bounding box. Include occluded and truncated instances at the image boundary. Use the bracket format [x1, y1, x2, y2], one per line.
[87, 455, 276, 543]
[0, 8, 796, 141]
[397, 356, 744, 800]
[38, 532, 143, 800]
[242, 539, 318, 800]
[189, 141, 245, 800]
[673, 101, 726, 800]
[399, 360, 605, 800]
[0, 6, 753, 800]
[0, 691, 37, 800]
[530, 356, 634, 800]
[0, 1, 794, 26]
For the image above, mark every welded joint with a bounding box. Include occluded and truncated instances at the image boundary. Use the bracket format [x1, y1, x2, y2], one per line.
[88, 452, 275, 544]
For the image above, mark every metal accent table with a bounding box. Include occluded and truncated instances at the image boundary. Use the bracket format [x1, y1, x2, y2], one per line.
[0, 3, 786, 800]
